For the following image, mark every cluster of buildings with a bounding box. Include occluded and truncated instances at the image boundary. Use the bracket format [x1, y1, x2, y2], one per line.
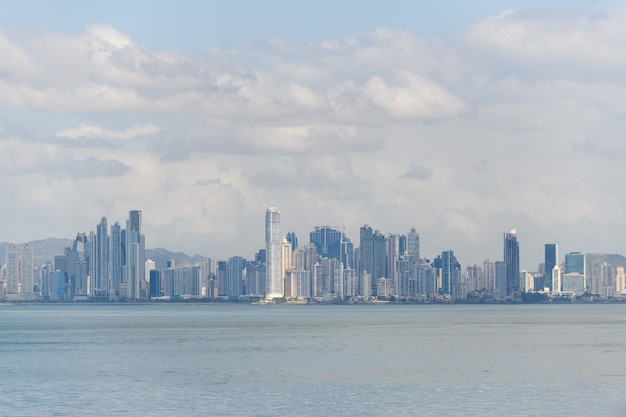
[1, 207, 625, 302]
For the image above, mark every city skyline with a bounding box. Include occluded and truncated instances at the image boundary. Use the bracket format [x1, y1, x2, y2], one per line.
[5, 206, 626, 302]
[2, 2, 626, 270]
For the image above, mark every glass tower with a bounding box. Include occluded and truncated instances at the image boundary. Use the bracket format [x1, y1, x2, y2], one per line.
[265, 207, 282, 299]
[503, 229, 520, 296]
[544, 244, 558, 291]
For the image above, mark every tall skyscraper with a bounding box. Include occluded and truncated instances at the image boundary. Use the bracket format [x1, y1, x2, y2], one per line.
[441, 250, 459, 296]
[110, 221, 122, 299]
[544, 244, 558, 291]
[265, 207, 282, 299]
[387, 234, 400, 294]
[125, 210, 145, 300]
[359, 225, 387, 295]
[227, 256, 245, 298]
[71, 233, 89, 298]
[407, 228, 420, 260]
[95, 216, 110, 296]
[503, 229, 520, 296]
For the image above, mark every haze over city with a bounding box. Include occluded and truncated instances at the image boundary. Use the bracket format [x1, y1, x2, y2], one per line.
[2, 0, 626, 269]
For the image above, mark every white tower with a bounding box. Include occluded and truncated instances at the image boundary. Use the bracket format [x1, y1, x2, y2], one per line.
[265, 207, 282, 299]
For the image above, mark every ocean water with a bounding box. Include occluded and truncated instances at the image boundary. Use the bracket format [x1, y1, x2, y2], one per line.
[1, 303, 625, 416]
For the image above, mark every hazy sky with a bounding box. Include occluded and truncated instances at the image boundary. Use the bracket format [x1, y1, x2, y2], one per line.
[1, 0, 625, 269]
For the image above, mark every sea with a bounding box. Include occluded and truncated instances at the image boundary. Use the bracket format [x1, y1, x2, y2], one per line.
[1, 303, 625, 417]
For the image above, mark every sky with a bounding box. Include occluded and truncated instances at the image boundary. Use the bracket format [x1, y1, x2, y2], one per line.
[1, 0, 626, 270]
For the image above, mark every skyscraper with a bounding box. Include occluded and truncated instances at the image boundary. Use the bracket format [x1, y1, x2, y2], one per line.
[359, 225, 387, 295]
[125, 210, 145, 300]
[71, 233, 89, 299]
[265, 207, 282, 299]
[503, 229, 520, 296]
[5, 244, 35, 300]
[110, 221, 122, 299]
[441, 250, 459, 296]
[228, 256, 245, 298]
[407, 228, 420, 260]
[544, 244, 558, 291]
[95, 216, 110, 296]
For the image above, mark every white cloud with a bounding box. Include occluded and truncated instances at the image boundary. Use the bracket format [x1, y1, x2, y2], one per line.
[55, 123, 161, 139]
[3, 8, 626, 268]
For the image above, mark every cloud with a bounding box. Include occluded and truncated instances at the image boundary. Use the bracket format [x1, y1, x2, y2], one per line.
[4, 10, 626, 268]
[0, 24, 470, 125]
[400, 164, 433, 181]
[55, 123, 161, 139]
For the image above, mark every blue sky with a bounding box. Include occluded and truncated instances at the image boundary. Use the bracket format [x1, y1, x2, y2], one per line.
[1, 0, 626, 269]
[2, 0, 621, 52]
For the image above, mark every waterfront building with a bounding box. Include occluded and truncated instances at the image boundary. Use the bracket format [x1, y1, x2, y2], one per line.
[503, 229, 520, 296]
[494, 261, 507, 297]
[562, 273, 585, 295]
[110, 221, 122, 299]
[5, 244, 35, 300]
[482, 259, 494, 291]
[544, 244, 558, 291]
[125, 210, 145, 300]
[50, 270, 66, 301]
[93, 216, 110, 297]
[359, 225, 387, 295]
[5, 245, 19, 295]
[71, 233, 90, 299]
[440, 250, 459, 296]
[265, 207, 283, 299]
[360, 272, 371, 297]
[149, 270, 161, 297]
[217, 260, 228, 296]
[228, 256, 245, 298]
[552, 266, 562, 294]
[564, 252, 586, 290]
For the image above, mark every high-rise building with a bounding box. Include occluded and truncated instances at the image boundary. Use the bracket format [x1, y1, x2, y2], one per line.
[482, 259, 494, 291]
[494, 261, 507, 297]
[5, 244, 35, 300]
[407, 228, 420, 260]
[228, 256, 245, 298]
[265, 207, 282, 299]
[94, 217, 109, 297]
[281, 237, 292, 287]
[564, 252, 585, 274]
[387, 234, 400, 294]
[503, 229, 520, 296]
[552, 266, 562, 294]
[110, 222, 122, 299]
[441, 250, 459, 295]
[544, 244, 558, 291]
[359, 225, 387, 295]
[125, 210, 145, 300]
[5, 245, 19, 295]
[286, 231, 298, 250]
[564, 252, 586, 293]
[71, 233, 89, 299]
